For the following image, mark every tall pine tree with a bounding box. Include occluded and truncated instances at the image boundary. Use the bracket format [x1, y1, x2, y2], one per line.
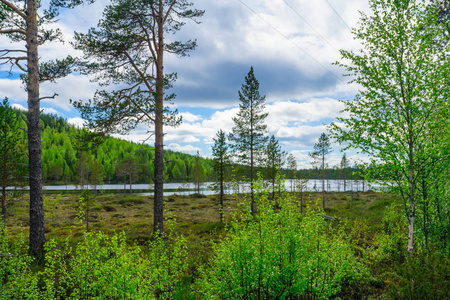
[0, 0, 93, 255]
[229, 67, 268, 217]
[72, 0, 203, 235]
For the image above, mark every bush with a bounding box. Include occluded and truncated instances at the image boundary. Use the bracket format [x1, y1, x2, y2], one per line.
[197, 177, 367, 299]
[0, 226, 39, 299]
[0, 219, 189, 299]
[388, 250, 450, 300]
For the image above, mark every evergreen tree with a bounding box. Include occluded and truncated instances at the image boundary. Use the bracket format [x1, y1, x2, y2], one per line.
[72, 0, 203, 235]
[309, 132, 332, 209]
[0, 99, 26, 228]
[264, 135, 286, 201]
[211, 130, 231, 222]
[229, 67, 268, 217]
[0, 0, 92, 255]
[340, 153, 350, 192]
[286, 153, 297, 192]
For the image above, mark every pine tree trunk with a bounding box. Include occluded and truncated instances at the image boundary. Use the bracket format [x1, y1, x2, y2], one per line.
[220, 160, 224, 223]
[322, 153, 325, 209]
[153, 2, 165, 235]
[27, 0, 45, 256]
[2, 156, 6, 226]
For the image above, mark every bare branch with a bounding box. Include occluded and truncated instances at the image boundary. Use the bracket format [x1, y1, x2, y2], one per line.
[0, 49, 27, 54]
[14, 60, 27, 72]
[21, 114, 28, 125]
[0, 0, 26, 20]
[163, 1, 177, 24]
[39, 93, 59, 101]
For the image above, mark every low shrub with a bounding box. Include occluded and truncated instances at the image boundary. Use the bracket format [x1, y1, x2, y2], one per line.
[197, 176, 368, 299]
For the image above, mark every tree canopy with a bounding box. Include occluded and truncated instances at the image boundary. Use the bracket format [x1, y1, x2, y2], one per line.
[330, 0, 450, 252]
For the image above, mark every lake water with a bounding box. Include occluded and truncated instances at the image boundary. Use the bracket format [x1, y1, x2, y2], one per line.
[8, 180, 387, 196]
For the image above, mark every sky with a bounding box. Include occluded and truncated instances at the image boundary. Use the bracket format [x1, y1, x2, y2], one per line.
[0, 0, 372, 168]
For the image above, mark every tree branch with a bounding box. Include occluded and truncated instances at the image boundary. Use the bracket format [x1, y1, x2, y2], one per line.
[0, 28, 27, 35]
[39, 93, 59, 101]
[0, 0, 26, 20]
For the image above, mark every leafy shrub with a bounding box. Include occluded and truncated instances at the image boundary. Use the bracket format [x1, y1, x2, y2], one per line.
[197, 177, 367, 299]
[0, 226, 39, 299]
[388, 250, 450, 300]
[0, 219, 189, 299]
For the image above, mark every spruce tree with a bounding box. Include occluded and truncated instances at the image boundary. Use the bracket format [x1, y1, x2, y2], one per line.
[229, 67, 268, 217]
[309, 132, 332, 209]
[212, 129, 231, 222]
[286, 153, 297, 192]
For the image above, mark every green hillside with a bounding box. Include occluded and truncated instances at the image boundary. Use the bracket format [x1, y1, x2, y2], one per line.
[14, 110, 214, 185]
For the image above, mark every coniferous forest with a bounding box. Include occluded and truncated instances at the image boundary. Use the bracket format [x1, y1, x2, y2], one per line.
[1, 0, 450, 299]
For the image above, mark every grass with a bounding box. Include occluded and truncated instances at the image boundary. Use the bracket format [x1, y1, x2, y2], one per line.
[4, 190, 398, 237]
[4, 190, 398, 253]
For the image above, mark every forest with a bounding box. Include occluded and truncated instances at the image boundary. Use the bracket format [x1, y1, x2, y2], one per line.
[10, 109, 360, 187]
[1, 0, 450, 299]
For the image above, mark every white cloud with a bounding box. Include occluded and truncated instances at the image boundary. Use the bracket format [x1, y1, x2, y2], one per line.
[12, 103, 27, 111]
[0, 79, 25, 102]
[167, 143, 201, 154]
[42, 107, 59, 115]
[67, 117, 85, 128]
[180, 112, 202, 123]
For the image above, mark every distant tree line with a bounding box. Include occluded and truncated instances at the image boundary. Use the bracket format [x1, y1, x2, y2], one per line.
[11, 109, 214, 186]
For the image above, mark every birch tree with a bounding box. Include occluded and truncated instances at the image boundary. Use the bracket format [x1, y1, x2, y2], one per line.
[330, 0, 450, 252]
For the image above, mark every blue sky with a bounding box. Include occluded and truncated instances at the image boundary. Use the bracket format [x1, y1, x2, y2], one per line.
[0, 0, 372, 168]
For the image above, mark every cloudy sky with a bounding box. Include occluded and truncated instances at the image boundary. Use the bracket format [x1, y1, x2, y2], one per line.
[0, 0, 372, 168]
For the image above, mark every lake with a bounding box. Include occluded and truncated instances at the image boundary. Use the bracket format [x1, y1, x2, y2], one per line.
[8, 179, 387, 196]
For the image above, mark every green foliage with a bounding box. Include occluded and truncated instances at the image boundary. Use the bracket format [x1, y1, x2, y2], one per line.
[229, 66, 268, 169]
[198, 176, 367, 299]
[373, 201, 408, 262]
[330, 0, 450, 252]
[264, 135, 286, 199]
[0, 223, 189, 299]
[388, 250, 450, 300]
[14, 109, 215, 185]
[0, 99, 27, 225]
[0, 229, 39, 299]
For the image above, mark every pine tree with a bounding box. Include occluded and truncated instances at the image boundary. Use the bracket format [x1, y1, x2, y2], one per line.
[340, 153, 350, 192]
[0, 0, 92, 255]
[212, 130, 231, 222]
[72, 0, 203, 235]
[229, 67, 268, 217]
[309, 132, 332, 209]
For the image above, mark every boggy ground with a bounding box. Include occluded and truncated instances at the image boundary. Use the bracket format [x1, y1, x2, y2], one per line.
[5, 190, 395, 268]
[6, 190, 394, 241]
